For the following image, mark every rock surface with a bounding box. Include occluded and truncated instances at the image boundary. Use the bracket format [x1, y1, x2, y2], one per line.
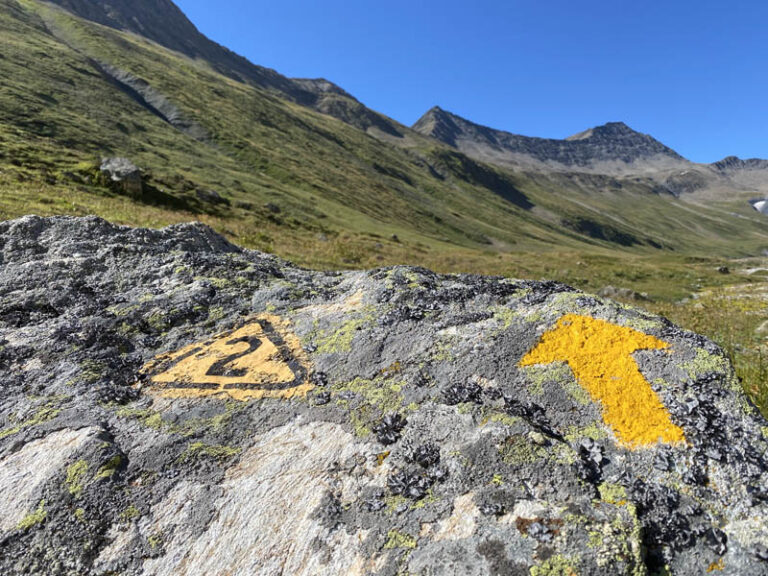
[0, 216, 767, 576]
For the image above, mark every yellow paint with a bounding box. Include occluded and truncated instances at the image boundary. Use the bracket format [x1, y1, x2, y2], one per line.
[141, 314, 312, 401]
[520, 314, 686, 448]
[707, 558, 725, 572]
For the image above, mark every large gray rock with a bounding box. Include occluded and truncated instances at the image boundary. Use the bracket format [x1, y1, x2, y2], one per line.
[99, 157, 143, 198]
[0, 216, 766, 576]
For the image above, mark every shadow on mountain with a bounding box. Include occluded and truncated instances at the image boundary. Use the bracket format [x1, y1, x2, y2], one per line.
[429, 149, 534, 210]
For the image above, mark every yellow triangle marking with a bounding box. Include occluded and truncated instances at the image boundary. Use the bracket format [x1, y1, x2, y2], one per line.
[519, 314, 686, 448]
[141, 314, 313, 401]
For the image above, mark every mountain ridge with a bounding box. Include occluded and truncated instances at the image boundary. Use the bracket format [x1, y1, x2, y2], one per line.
[413, 106, 687, 172]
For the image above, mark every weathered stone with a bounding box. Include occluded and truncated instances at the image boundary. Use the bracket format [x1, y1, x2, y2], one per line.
[100, 157, 144, 198]
[0, 215, 766, 575]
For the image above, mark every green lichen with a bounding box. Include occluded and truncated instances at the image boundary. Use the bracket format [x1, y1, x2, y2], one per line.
[314, 312, 375, 354]
[457, 402, 475, 415]
[207, 306, 225, 322]
[146, 311, 169, 331]
[653, 377, 669, 389]
[174, 401, 243, 436]
[177, 442, 241, 463]
[411, 489, 437, 509]
[79, 359, 107, 383]
[431, 339, 455, 362]
[683, 349, 729, 379]
[530, 554, 578, 576]
[0, 402, 62, 440]
[147, 532, 164, 550]
[561, 376, 592, 406]
[549, 291, 589, 313]
[762, 426, 768, 440]
[383, 529, 417, 550]
[119, 505, 140, 522]
[588, 503, 646, 574]
[333, 377, 405, 414]
[384, 495, 409, 515]
[484, 411, 519, 427]
[564, 422, 608, 443]
[106, 303, 140, 317]
[553, 443, 579, 465]
[598, 482, 627, 504]
[349, 406, 372, 438]
[116, 321, 138, 337]
[115, 407, 165, 431]
[620, 313, 663, 334]
[95, 455, 122, 479]
[491, 306, 518, 335]
[491, 473, 504, 486]
[195, 276, 233, 289]
[65, 460, 88, 497]
[499, 434, 546, 465]
[523, 363, 573, 399]
[74, 508, 86, 523]
[17, 500, 47, 530]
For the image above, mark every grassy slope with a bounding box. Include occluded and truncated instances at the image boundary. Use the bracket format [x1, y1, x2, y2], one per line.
[1, 0, 766, 414]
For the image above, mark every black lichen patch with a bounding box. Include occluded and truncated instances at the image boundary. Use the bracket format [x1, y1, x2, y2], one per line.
[443, 382, 482, 405]
[411, 443, 440, 468]
[373, 413, 407, 445]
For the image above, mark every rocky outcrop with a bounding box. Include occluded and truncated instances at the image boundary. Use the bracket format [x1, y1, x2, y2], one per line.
[0, 216, 767, 575]
[712, 156, 768, 173]
[100, 157, 144, 198]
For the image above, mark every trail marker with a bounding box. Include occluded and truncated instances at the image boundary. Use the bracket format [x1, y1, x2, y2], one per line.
[520, 314, 686, 448]
[142, 314, 312, 401]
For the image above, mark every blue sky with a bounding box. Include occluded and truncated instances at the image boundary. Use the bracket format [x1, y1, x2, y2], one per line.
[174, 0, 767, 163]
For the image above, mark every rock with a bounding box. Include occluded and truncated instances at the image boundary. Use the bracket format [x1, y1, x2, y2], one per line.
[717, 266, 730, 275]
[195, 188, 230, 206]
[0, 215, 766, 576]
[99, 157, 143, 198]
[598, 285, 648, 301]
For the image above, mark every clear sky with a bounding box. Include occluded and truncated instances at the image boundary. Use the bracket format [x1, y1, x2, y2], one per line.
[174, 0, 767, 163]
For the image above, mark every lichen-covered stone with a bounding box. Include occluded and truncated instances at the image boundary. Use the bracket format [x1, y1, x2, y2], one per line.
[0, 216, 766, 575]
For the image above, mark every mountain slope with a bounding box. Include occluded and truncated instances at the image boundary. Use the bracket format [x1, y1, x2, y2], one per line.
[413, 106, 686, 173]
[44, 0, 406, 137]
[2, 0, 768, 302]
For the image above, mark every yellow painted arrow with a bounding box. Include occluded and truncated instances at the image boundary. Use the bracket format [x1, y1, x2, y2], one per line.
[519, 314, 686, 448]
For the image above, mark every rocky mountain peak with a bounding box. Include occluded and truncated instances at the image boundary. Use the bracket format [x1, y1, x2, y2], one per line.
[567, 121, 639, 141]
[413, 109, 686, 171]
[412, 106, 464, 146]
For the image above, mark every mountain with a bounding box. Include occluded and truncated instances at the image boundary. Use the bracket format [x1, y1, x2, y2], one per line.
[45, 0, 405, 136]
[2, 0, 768, 302]
[413, 106, 686, 173]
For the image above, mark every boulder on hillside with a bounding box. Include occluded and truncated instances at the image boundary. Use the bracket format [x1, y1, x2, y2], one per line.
[100, 157, 144, 198]
[0, 216, 766, 576]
